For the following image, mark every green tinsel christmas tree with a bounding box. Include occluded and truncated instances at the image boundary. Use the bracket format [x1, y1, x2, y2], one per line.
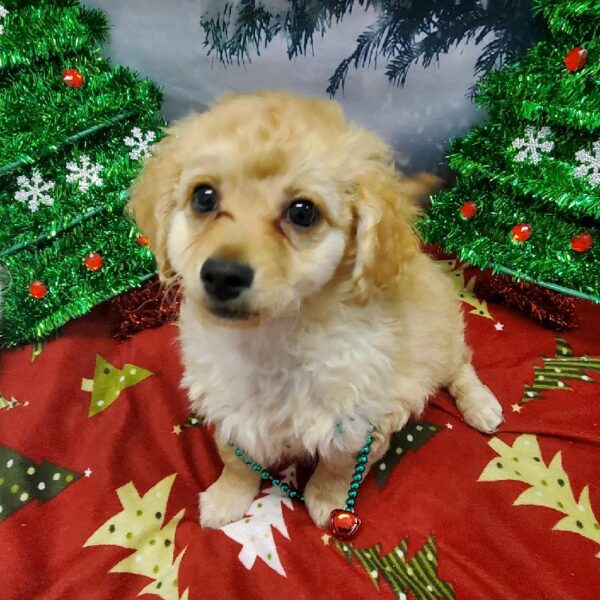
[0, 0, 164, 347]
[421, 0, 600, 303]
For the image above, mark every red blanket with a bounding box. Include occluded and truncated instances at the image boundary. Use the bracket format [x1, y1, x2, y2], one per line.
[1, 261, 599, 600]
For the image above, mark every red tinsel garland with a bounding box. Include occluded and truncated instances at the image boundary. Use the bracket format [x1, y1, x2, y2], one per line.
[111, 263, 579, 339]
[473, 272, 578, 331]
[111, 277, 181, 340]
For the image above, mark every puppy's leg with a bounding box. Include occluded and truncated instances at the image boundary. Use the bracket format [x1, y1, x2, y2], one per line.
[199, 441, 261, 529]
[304, 425, 396, 528]
[449, 362, 503, 433]
[304, 459, 353, 529]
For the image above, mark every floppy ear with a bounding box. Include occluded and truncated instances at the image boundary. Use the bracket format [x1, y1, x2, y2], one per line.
[126, 130, 181, 282]
[351, 167, 439, 305]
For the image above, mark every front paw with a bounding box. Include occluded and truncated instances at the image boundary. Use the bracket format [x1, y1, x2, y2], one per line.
[461, 385, 504, 434]
[199, 480, 257, 529]
[304, 474, 348, 528]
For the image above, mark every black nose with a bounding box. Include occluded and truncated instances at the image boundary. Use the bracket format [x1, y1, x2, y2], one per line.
[200, 258, 254, 301]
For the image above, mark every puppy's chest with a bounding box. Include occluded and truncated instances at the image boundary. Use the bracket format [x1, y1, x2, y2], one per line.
[182, 314, 398, 463]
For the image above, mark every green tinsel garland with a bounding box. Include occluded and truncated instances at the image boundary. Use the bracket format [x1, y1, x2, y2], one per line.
[1, 112, 164, 253]
[2, 211, 157, 345]
[447, 124, 600, 220]
[537, 0, 600, 38]
[478, 37, 600, 129]
[421, 186, 600, 303]
[0, 51, 162, 172]
[423, 0, 600, 302]
[0, 3, 106, 75]
[0, 0, 164, 347]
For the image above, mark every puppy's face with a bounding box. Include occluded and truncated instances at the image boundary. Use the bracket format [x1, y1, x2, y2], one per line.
[129, 92, 434, 325]
[166, 107, 352, 322]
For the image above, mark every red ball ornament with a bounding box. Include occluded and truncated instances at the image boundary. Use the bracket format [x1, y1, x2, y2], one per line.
[330, 509, 362, 540]
[84, 252, 103, 271]
[62, 68, 84, 88]
[136, 235, 149, 246]
[571, 232, 593, 252]
[460, 201, 478, 220]
[564, 47, 587, 72]
[29, 280, 47, 300]
[511, 223, 532, 243]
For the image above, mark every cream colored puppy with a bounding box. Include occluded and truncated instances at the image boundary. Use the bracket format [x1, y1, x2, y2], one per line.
[128, 91, 503, 529]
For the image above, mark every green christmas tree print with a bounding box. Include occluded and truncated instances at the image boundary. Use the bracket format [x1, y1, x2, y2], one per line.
[81, 354, 152, 416]
[31, 340, 45, 362]
[334, 535, 454, 600]
[435, 259, 493, 320]
[374, 421, 442, 489]
[522, 339, 600, 403]
[479, 434, 600, 557]
[181, 411, 204, 430]
[0, 446, 81, 521]
[0, 394, 23, 411]
[85, 474, 189, 600]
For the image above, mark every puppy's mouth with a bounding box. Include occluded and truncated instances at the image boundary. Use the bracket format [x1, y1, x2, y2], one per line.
[204, 302, 261, 326]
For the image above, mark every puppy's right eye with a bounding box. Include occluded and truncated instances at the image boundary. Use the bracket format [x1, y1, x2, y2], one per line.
[191, 185, 218, 213]
[287, 199, 320, 228]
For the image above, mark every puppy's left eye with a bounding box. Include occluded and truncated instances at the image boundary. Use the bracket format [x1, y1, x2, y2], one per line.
[192, 185, 218, 213]
[287, 200, 320, 228]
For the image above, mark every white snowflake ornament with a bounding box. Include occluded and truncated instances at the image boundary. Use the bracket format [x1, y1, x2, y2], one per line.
[573, 140, 600, 187]
[14, 170, 55, 212]
[65, 155, 104, 193]
[123, 127, 156, 160]
[0, 5, 8, 36]
[511, 126, 554, 164]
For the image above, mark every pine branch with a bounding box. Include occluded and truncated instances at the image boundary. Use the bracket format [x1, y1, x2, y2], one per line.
[328, 10, 425, 94]
[201, 0, 365, 64]
[201, 1, 539, 95]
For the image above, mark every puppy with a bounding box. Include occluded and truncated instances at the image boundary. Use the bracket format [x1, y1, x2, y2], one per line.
[128, 91, 503, 529]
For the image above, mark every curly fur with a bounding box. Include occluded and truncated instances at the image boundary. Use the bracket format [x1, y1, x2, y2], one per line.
[128, 91, 503, 528]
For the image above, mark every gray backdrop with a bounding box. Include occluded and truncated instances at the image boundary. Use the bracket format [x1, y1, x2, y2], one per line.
[83, 0, 536, 175]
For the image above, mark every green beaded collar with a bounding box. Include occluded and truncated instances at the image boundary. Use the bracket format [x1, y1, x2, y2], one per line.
[228, 426, 374, 540]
